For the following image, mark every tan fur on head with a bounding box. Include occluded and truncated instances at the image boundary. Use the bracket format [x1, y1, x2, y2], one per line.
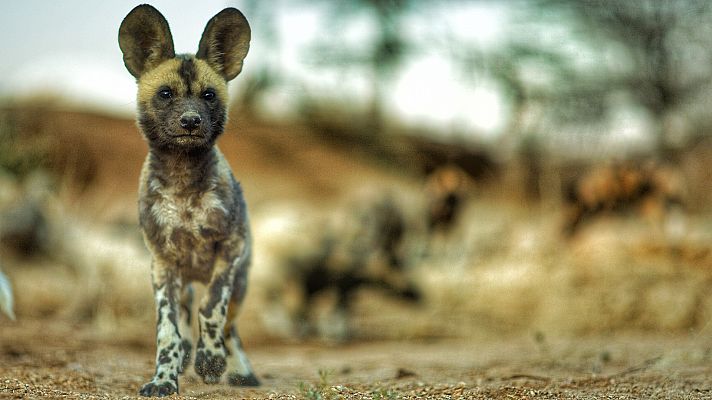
[136, 58, 229, 108]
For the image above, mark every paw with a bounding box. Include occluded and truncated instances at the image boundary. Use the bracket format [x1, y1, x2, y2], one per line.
[194, 348, 227, 384]
[179, 339, 192, 374]
[139, 379, 178, 397]
[228, 372, 260, 387]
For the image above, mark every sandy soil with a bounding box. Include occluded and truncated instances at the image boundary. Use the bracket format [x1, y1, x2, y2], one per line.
[1, 319, 712, 399]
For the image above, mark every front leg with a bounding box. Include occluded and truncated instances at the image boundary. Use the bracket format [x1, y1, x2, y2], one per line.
[140, 264, 184, 397]
[194, 256, 239, 384]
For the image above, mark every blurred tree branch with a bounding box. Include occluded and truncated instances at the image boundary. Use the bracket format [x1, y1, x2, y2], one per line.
[542, 0, 712, 157]
[302, 0, 420, 136]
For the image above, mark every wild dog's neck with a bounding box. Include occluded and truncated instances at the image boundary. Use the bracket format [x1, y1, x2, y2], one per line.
[147, 147, 218, 193]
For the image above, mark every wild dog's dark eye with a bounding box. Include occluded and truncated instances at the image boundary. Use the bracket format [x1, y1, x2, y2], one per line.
[157, 88, 172, 99]
[202, 89, 216, 101]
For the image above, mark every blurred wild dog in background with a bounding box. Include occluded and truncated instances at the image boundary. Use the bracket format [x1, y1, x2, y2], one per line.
[255, 194, 422, 342]
[424, 164, 471, 235]
[562, 160, 686, 239]
[422, 164, 475, 261]
[119, 5, 257, 396]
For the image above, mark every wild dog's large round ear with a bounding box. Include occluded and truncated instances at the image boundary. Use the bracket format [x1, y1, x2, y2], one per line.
[118, 4, 175, 79]
[196, 8, 251, 81]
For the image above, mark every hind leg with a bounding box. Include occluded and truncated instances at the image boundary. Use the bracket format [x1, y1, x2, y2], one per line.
[178, 284, 194, 373]
[225, 273, 259, 386]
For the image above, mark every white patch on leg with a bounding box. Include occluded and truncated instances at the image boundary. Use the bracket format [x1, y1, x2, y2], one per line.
[199, 284, 232, 351]
[226, 332, 254, 377]
[152, 286, 183, 385]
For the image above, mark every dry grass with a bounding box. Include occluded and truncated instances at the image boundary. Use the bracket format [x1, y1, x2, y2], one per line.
[5, 178, 712, 344]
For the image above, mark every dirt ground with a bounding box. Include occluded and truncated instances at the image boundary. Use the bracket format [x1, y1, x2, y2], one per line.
[0, 319, 711, 399]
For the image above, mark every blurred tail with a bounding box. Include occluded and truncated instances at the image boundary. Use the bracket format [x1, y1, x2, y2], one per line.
[0, 269, 15, 320]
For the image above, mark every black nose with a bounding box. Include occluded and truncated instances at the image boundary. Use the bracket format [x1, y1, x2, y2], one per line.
[180, 112, 202, 131]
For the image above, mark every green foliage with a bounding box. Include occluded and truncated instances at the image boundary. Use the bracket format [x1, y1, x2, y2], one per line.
[371, 387, 398, 400]
[297, 369, 401, 400]
[297, 369, 341, 400]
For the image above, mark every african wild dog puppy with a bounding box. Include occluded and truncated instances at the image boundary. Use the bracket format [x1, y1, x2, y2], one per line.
[562, 161, 685, 238]
[119, 5, 257, 396]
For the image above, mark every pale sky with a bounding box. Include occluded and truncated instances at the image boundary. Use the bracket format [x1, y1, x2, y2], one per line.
[0, 1, 509, 136]
[0, 0, 236, 116]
